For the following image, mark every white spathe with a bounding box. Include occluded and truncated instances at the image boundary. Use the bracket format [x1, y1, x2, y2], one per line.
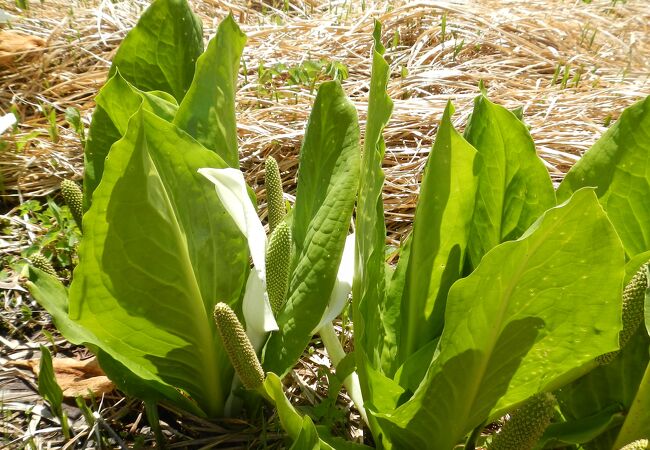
[0, 113, 16, 135]
[312, 232, 355, 334]
[198, 167, 355, 347]
[198, 168, 278, 349]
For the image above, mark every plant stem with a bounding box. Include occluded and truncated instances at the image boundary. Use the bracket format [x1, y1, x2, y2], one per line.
[465, 420, 486, 450]
[319, 322, 368, 426]
[613, 361, 650, 448]
[60, 411, 71, 440]
[144, 401, 165, 449]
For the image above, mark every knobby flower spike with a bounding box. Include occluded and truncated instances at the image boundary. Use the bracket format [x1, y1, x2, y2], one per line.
[213, 302, 265, 391]
[266, 221, 292, 315]
[264, 156, 286, 232]
[61, 179, 84, 231]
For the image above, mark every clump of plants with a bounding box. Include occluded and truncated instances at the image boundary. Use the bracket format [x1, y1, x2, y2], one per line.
[27, 0, 650, 449]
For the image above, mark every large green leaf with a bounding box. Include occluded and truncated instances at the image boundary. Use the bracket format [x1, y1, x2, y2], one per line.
[109, 0, 203, 103]
[262, 81, 360, 376]
[557, 95, 650, 258]
[174, 14, 246, 168]
[396, 102, 478, 363]
[464, 94, 556, 268]
[27, 267, 94, 346]
[27, 267, 202, 414]
[374, 189, 625, 449]
[553, 96, 650, 448]
[83, 72, 178, 209]
[555, 266, 650, 449]
[353, 20, 395, 377]
[70, 108, 249, 417]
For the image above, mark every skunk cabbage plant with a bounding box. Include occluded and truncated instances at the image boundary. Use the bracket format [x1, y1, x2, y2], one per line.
[25, 0, 650, 448]
[27, 0, 359, 419]
[348, 22, 647, 450]
[543, 96, 650, 450]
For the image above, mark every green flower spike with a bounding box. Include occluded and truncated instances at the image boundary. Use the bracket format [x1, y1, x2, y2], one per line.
[488, 392, 556, 450]
[213, 302, 265, 391]
[60, 179, 84, 231]
[30, 253, 56, 277]
[266, 221, 292, 315]
[264, 156, 285, 232]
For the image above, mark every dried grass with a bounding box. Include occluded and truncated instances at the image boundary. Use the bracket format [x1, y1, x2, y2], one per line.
[1, 0, 648, 241]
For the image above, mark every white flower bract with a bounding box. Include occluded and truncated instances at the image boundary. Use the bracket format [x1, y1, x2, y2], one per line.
[198, 167, 278, 349]
[0, 113, 16, 135]
[199, 167, 355, 347]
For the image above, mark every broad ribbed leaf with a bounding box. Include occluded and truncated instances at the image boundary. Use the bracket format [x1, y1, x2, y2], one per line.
[557, 95, 650, 258]
[28, 267, 94, 346]
[397, 102, 478, 363]
[375, 189, 625, 450]
[554, 96, 650, 449]
[556, 265, 650, 449]
[464, 94, 556, 268]
[70, 109, 249, 417]
[27, 267, 201, 414]
[353, 21, 395, 375]
[175, 14, 246, 168]
[109, 0, 203, 102]
[263, 81, 360, 375]
[83, 72, 178, 209]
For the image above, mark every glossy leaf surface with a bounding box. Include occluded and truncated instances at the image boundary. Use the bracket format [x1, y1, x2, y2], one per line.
[71, 109, 249, 417]
[556, 329, 650, 450]
[558, 95, 650, 258]
[464, 94, 556, 268]
[375, 189, 625, 449]
[263, 81, 360, 376]
[397, 102, 478, 362]
[109, 0, 203, 102]
[175, 14, 246, 167]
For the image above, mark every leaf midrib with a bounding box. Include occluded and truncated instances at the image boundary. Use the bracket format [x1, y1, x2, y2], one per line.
[142, 128, 223, 413]
[449, 200, 574, 438]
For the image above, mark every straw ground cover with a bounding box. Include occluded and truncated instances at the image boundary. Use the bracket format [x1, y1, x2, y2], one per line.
[1, 0, 649, 447]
